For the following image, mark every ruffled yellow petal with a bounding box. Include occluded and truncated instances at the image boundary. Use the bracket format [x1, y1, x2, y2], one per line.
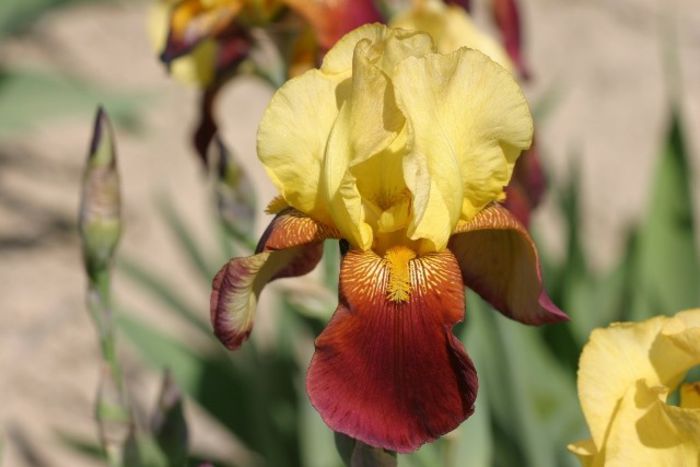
[600, 381, 700, 467]
[392, 47, 532, 250]
[391, 0, 513, 71]
[322, 33, 419, 249]
[320, 24, 434, 75]
[257, 69, 344, 227]
[578, 310, 700, 458]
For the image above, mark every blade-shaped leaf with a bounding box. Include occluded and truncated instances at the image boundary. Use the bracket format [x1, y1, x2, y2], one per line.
[156, 195, 220, 284]
[466, 292, 581, 467]
[117, 310, 302, 467]
[629, 113, 700, 319]
[151, 371, 189, 467]
[116, 257, 209, 336]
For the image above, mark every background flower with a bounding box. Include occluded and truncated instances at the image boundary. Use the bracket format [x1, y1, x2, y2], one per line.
[569, 309, 700, 466]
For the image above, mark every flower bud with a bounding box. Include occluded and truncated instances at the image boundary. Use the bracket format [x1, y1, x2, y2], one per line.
[79, 107, 121, 280]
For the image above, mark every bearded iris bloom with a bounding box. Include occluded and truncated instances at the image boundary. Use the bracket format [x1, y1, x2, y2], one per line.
[210, 24, 566, 452]
[569, 309, 700, 466]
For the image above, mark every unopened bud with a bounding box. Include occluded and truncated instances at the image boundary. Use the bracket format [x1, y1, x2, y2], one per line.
[79, 107, 121, 279]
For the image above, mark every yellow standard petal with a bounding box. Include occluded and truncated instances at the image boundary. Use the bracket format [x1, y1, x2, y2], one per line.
[258, 23, 533, 254]
[257, 69, 345, 228]
[392, 47, 533, 251]
[391, 0, 513, 70]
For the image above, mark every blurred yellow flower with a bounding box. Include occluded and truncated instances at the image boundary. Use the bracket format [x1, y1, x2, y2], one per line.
[148, 1, 219, 86]
[569, 309, 700, 466]
[390, 0, 512, 71]
[258, 23, 533, 253]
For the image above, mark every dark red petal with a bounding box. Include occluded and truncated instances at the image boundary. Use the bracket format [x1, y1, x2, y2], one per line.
[445, 0, 472, 12]
[504, 139, 546, 227]
[491, 0, 529, 79]
[307, 249, 477, 453]
[513, 140, 546, 209]
[210, 210, 335, 350]
[194, 86, 220, 167]
[503, 183, 531, 227]
[449, 204, 567, 325]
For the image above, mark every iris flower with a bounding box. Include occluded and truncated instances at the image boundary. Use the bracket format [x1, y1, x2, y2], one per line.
[569, 309, 700, 466]
[150, 0, 383, 163]
[210, 24, 566, 452]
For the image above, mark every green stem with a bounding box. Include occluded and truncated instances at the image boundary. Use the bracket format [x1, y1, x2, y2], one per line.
[87, 267, 131, 467]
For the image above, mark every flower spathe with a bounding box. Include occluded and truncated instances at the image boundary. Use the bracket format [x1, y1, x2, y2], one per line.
[569, 309, 700, 466]
[211, 23, 566, 452]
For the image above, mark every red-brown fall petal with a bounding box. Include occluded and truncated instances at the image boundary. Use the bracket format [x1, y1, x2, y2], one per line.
[210, 209, 337, 350]
[449, 203, 567, 325]
[307, 249, 477, 452]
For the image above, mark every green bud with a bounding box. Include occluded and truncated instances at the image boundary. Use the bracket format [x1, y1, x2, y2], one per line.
[79, 107, 121, 280]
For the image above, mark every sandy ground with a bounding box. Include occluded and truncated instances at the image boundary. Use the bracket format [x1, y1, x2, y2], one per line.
[0, 0, 699, 465]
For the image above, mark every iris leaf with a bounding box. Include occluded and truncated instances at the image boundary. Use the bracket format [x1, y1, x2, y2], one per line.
[629, 113, 700, 319]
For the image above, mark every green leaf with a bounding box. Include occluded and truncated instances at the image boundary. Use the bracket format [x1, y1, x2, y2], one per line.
[156, 195, 219, 284]
[212, 137, 258, 245]
[451, 325, 493, 467]
[629, 113, 700, 319]
[123, 428, 169, 467]
[55, 432, 106, 462]
[0, 69, 145, 135]
[0, 0, 109, 37]
[466, 292, 582, 467]
[117, 310, 302, 467]
[151, 371, 189, 467]
[350, 442, 396, 467]
[299, 398, 341, 467]
[116, 257, 210, 336]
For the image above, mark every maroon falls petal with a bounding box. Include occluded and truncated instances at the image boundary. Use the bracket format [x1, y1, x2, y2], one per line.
[307, 248, 477, 453]
[210, 209, 338, 350]
[449, 203, 567, 325]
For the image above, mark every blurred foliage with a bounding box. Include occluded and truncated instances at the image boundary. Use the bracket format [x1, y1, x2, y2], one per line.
[0, 0, 147, 138]
[0, 69, 146, 136]
[0, 0, 111, 37]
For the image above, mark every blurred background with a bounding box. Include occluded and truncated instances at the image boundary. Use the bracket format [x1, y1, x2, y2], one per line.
[0, 0, 699, 466]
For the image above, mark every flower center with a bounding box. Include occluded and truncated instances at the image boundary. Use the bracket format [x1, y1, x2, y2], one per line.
[385, 246, 417, 302]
